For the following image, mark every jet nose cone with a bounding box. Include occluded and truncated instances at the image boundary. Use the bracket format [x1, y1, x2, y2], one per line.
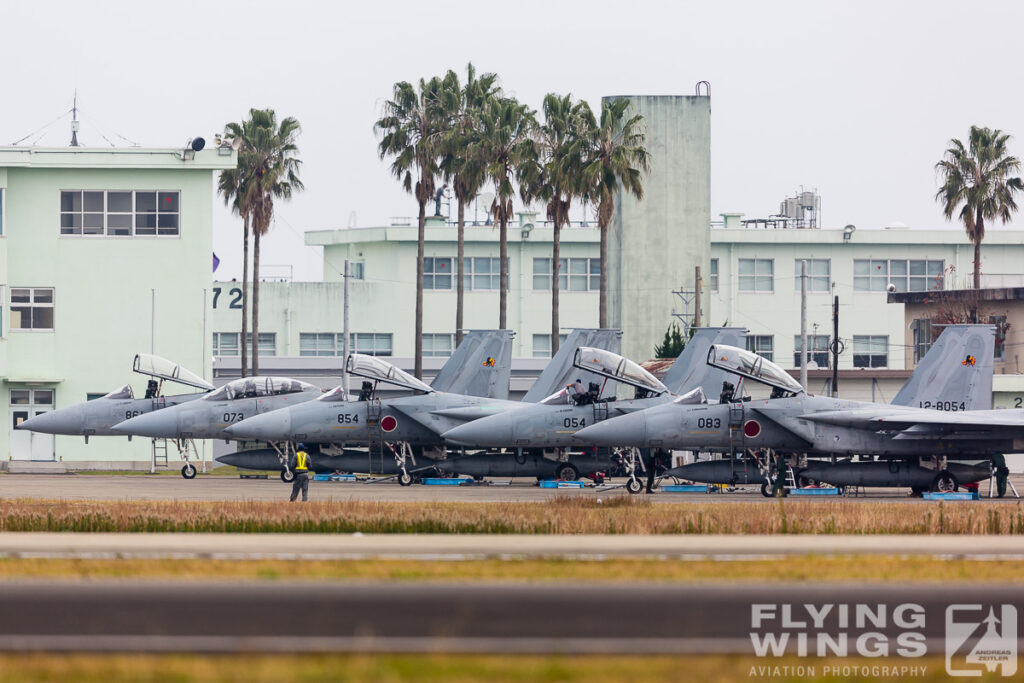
[112, 411, 178, 438]
[226, 411, 291, 441]
[443, 414, 513, 447]
[17, 406, 82, 435]
[574, 412, 647, 447]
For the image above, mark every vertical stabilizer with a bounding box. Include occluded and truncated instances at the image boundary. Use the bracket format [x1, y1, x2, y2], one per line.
[891, 324, 995, 410]
[522, 329, 622, 402]
[662, 327, 747, 396]
[430, 330, 515, 399]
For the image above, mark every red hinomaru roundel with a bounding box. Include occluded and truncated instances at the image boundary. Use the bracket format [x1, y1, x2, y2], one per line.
[743, 420, 761, 438]
[380, 415, 398, 432]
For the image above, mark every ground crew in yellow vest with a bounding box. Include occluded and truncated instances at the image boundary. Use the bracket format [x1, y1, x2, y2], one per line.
[289, 445, 312, 502]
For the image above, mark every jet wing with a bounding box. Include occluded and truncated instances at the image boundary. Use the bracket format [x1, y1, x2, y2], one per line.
[392, 399, 520, 436]
[802, 408, 1024, 438]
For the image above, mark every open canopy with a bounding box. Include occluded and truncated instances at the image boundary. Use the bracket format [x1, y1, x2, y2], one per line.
[133, 354, 213, 390]
[572, 347, 668, 395]
[706, 344, 804, 396]
[346, 354, 433, 393]
[101, 384, 135, 400]
[203, 377, 319, 402]
[316, 386, 352, 403]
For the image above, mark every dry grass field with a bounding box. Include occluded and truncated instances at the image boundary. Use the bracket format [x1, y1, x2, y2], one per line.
[0, 497, 1021, 534]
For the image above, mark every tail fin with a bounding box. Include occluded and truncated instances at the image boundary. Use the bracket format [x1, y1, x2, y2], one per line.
[522, 328, 622, 402]
[430, 330, 515, 399]
[891, 324, 995, 410]
[661, 327, 748, 396]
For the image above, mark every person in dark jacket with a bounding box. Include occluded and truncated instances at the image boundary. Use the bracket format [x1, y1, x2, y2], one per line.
[289, 445, 312, 502]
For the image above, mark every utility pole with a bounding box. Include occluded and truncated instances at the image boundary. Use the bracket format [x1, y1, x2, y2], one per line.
[343, 259, 351, 396]
[831, 295, 840, 397]
[693, 266, 702, 328]
[799, 260, 808, 391]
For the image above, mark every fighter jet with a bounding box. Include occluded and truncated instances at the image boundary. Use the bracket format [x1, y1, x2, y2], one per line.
[574, 325, 1004, 495]
[111, 375, 323, 460]
[441, 327, 746, 489]
[219, 329, 623, 483]
[15, 354, 214, 477]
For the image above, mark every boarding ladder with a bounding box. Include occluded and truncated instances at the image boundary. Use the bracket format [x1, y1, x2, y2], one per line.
[365, 399, 386, 474]
[151, 438, 169, 470]
[592, 401, 609, 424]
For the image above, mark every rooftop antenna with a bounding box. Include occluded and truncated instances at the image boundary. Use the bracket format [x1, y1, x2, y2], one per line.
[70, 91, 80, 147]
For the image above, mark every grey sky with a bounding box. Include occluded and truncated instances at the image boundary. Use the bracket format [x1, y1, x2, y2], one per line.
[5, 0, 1023, 281]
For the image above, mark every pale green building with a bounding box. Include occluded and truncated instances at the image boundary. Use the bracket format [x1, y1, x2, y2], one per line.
[0, 145, 235, 467]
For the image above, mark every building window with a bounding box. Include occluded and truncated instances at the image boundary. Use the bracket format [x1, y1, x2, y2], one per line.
[349, 262, 365, 280]
[912, 319, 933, 363]
[0, 188, 4, 235]
[709, 258, 719, 292]
[532, 258, 600, 291]
[745, 335, 774, 362]
[246, 333, 276, 357]
[738, 258, 774, 292]
[793, 259, 830, 292]
[423, 257, 453, 290]
[462, 257, 500, 291]
[423, 333, 454, 357]
[990, 315, 1008, 361]
[11, 288, 53, 330]
[299, 333, 337, 357]
[793, 335, 830, 368]
[353, 333, 392, 356]
[853, 335, 888, 368]
[532, 333, 568, 358]
[213, 332, 240, 357]
[60, 190, 180, 237]
[854, 259, 944, 292]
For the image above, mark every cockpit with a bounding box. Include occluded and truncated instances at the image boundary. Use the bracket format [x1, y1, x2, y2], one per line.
[572, 347, 668, 396]
[101, 384, 135, 400]
[204, 377, 319, 402]
[346, 354, 433, 394]
[707, 344, 805, 397]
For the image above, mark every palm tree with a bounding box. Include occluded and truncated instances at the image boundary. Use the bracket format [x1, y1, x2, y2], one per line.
[225, 109, 304, 375]
[524, 93, 589, 355]
[376, 76, 447, 378]
[439, 64, 500, 346]
[580, 98, 650, 327]
[476, 96, 537, 330]
[216, 160, 252, 377]
[936, 126, 1024, 304]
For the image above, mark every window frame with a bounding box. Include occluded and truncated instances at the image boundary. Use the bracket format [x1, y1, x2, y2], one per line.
[793, 334, 830, 368]
[423, 257, 454, 290]
[532, 257, 600, 291]
[738, 258, 774, 293]
[852, 334, 888, 368]
[793, 259, 830, 292]
[423, 333, 455, 357]
[299, 332, 337, 357]
[212, 332, 240, 357]
[709, 258, 719, 292]
[352, 333, 393, 357]
[745, 335, 774, 362]
[59, 190, 181, 238]
[462, 257, 500, 291]
[854, 259, 944, 293]
[10, 287, 54, 332]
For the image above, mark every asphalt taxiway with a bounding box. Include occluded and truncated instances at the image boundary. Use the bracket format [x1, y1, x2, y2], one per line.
[1, 474, 1022, 502]
[0, 581, 1019, 654]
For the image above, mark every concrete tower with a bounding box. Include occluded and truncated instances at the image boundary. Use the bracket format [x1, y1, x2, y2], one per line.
[604, 95, 711, 362]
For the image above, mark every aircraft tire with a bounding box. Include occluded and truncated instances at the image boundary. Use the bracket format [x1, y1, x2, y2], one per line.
[555, 463, 579, 481]
[398, 472, 413, 487]
[181, 464, 197, 479]
[280, 470, 295, 483]
[760, 481, 773, 497]
[930, 470, 958, 493]
[625, 478, 643, 495]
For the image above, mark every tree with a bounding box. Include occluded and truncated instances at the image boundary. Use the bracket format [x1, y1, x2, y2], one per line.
[653, 322, 687, 358]
[225, 109, 304, 375]
[216, 154, 252, 377]
[935, 126, 1024, 311]
[523, 93, 590, 355]
[476, 96, 537, 330]
[579, 98, 650, 327]
[376, 77, 447, 378]
[439, 65, 500, 346]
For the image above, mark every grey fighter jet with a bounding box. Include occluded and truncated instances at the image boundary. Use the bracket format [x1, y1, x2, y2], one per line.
[111, 375, 323, 447]
[575, 325, 1004, 494]
[219, 329, 622, 483]
[441, 328, 745, 487]
[15, 354, 214, 477]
